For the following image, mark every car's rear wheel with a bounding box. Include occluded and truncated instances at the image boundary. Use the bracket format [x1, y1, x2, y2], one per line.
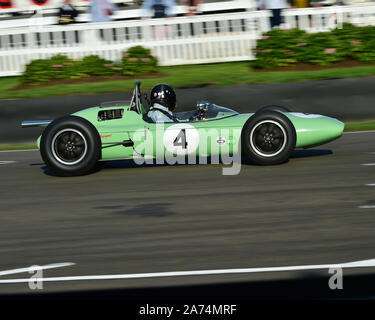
[256, 105, 291, 114]
[40, 116, 101, 176]
[242, 111, 296, 165]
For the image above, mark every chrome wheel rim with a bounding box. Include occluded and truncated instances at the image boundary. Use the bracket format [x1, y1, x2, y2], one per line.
[51, 129, 87, 165]
[250, 120, 287, 157]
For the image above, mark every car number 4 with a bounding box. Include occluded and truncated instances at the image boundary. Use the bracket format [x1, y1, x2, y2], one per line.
[173, 129, 188, 149]
[163, 124, 199, 155]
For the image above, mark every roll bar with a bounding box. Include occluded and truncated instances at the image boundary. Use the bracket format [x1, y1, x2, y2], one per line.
[129, 81, 142, 114]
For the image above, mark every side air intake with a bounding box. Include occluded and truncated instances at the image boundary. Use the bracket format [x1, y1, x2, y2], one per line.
[98, 109, 124, 121]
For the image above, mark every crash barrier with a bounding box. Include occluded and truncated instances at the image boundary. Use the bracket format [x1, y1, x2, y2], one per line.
[1, 3, 375, 76]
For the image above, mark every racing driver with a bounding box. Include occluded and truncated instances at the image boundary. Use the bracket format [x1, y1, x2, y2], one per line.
[147, 84, 177, 123]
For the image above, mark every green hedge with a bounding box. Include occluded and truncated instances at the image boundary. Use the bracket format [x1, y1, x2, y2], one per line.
[122, 46, 158, 76]
[23, 46, 158, 84]
[251, 23, 375, 69]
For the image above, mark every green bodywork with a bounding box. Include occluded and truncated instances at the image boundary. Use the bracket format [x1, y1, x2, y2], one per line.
[36, 103, 344, 161]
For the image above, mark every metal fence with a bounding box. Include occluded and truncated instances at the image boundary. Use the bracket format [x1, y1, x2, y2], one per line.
[1, 3, 375, 77]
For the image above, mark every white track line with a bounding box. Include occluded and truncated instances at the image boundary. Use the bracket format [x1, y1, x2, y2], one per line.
[362, 163, 375, 166]
[0, 161, 16, 165]
[0, 262, 75, 277]
[359, 205, 375, 209]
[0, 259, 374, 284]
[366, 184, 375, 186]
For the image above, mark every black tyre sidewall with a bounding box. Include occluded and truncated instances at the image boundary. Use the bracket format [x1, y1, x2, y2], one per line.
[40, 116, 101, 176]
[255, 105, 291, 115]
[242, 111, 296, 165]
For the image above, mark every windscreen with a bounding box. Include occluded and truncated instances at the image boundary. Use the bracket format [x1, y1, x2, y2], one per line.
[175, 104, 238, 122]
[203, 104, 239, 120]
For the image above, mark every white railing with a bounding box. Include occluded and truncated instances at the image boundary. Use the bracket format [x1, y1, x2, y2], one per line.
[0, 10, 270, 76]
[282, 2, 375, 32]
[1, 4, 375, 77]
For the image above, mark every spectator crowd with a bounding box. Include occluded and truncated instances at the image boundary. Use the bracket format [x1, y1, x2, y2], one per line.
[256, 0, 361, 28]
[55, 0, 375, 28]
[57, 0, 204, 24]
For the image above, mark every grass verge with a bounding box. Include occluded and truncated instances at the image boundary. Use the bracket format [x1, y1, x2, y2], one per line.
[2, 62, 375, 100]
[0, 145, 37, 151]
[344, 121, 375, 132]
[0, 121, 374, 151]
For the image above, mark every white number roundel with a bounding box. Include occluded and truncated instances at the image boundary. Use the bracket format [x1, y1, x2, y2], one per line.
[163, 124, 199, 155]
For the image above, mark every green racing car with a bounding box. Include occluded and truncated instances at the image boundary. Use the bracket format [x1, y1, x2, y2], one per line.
[22, 82, 344, 177]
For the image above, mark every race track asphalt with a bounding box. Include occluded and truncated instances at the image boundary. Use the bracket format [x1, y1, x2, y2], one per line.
[2, 76, 375, 144]
[0, 131, 374, 295]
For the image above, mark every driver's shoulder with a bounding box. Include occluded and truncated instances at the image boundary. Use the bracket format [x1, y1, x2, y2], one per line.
[150, 103, 170, 112]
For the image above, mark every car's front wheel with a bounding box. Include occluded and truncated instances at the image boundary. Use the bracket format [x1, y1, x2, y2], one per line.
[241, 111, 296, 165]
[40, 116, 101, 176]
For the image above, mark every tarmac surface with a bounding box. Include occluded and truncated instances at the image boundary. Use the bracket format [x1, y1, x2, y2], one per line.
[0, 131, 374, 296]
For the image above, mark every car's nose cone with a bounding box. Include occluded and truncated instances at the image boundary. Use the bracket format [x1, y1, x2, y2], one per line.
[323, 117, 345, 142]
[292, 114, 345, 148]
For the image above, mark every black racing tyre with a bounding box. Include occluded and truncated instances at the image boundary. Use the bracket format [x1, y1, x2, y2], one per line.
[255, 105, 291, 115]
[40, 116, 101, 177]
[241, 111, 296, 165]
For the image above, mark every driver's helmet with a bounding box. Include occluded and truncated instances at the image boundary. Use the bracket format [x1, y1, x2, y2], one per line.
[150, 84, 176, 111]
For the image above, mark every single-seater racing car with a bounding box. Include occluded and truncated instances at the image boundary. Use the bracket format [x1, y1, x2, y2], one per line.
[22, 82, 344, 176]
